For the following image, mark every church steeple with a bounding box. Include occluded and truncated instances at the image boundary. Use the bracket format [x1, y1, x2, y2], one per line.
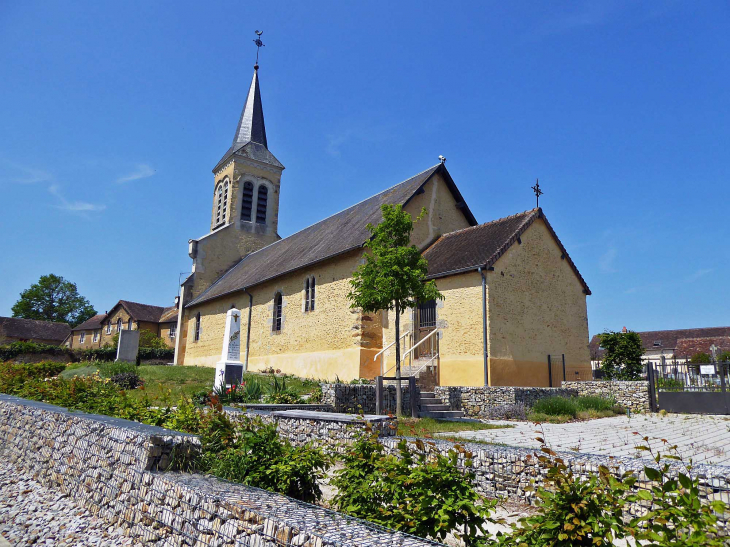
[232, 68, 267, 149]
[213, 66, 283, 173]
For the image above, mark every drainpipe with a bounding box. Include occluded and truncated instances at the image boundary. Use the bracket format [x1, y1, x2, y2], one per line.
[478, 267, 489, 386]
[243, 288, 253, 371]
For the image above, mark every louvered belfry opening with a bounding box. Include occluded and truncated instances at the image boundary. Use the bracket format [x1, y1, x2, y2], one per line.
[241, 181, 254, 221]
[256, 186, 268, 224]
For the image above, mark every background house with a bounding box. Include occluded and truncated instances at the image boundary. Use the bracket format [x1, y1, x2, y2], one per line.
[0, 316, 71, 346]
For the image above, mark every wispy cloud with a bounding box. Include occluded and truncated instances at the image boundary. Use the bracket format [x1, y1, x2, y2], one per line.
[116, 163, 155, 183]
[599, 248, 618, 273]
[0, 160, 53, 184]
[325, 131, 353, 157]
[685, 268, 714, 283]
[49, 184, 106, 213]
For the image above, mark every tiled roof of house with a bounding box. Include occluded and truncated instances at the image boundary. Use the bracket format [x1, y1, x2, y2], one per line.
[589, 326, 730, 358]
[675, 337, 730, 358]
[422, 208, 591, 294]
[188, 163, 477, 307]
[0, 316, 71, 343]
[72, 314, 108, 331]
[107, 301, 178, 324]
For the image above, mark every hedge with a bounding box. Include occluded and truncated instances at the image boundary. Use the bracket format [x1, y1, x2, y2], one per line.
[0, 341, 73, 362]
[0, 341, 174, 363]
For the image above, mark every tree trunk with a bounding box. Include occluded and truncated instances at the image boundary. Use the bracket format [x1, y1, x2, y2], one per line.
[395, 301, 402, 417]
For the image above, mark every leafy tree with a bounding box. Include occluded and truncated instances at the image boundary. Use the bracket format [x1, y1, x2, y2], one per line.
[598, 330, 644, 380]
[718, 351, 730, 363]
[111, 329, 168, 349]
[12, 274, 96, 327]
[347, 204, 442, 415]
[689, 352, 711, 364]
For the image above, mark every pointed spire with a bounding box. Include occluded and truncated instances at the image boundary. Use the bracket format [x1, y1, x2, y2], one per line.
[232, 68, 267, 148]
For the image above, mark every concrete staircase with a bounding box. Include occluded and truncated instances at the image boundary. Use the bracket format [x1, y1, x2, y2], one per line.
[419, 391, 464, 419]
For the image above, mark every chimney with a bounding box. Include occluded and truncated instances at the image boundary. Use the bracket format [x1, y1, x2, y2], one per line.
[174, 296, 180, 308]
[622, 326, 627, 333]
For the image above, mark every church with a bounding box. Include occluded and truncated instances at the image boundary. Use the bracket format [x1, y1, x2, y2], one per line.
[173, 62, 592, 388]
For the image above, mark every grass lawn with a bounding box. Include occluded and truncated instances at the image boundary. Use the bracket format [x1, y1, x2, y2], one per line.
[61, 363, 321, 403]
[398, 417, 512, 443]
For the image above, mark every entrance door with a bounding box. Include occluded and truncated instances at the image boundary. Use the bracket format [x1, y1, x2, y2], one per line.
[415, 300, 437, 360]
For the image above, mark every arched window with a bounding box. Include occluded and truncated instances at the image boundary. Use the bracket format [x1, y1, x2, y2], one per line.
[194, 312, 201, 342]
[241, 181, 254, 221]
[127, 318, 133, 330]
[116, 318, 122, 333]
[272, 292, 282, 332]
[256, 185, 268, 224]
[304, 276, 316, 312]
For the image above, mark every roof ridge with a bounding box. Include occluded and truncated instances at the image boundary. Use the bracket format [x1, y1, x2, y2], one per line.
[634, 326, 730, 335]
[118, 299, 166, 309]
[440, 208, 539, 239]
[197, 163, 443, 295]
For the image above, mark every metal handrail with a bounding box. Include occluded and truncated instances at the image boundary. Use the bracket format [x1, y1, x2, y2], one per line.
[402, 328, 439, 360]
[410, 353, 439, 377]
[373, 330, 410, 361]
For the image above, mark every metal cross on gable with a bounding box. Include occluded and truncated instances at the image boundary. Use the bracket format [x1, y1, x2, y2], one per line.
[531, 179, 543, 208]
[253, 30, 265, 67]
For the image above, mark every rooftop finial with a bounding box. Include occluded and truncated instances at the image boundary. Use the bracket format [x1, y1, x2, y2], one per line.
[531, 178, 543, 208]
[438, 155, 446, 164]
[253, 30, 265, 69]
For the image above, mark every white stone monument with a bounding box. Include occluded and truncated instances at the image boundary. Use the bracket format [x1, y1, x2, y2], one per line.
[214, 308, 244, 391]
[116, 329, 140, 362]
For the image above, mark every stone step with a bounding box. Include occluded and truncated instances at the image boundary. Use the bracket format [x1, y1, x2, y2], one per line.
[418, 410, 465, 419]
[420, 392, 436, 399]
[420, 403, 450, 412]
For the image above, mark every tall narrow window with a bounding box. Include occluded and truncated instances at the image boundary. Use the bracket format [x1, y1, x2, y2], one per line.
[93, 330, 99, 343]
[241, 181, 254, 221]
[304, 278, 310, 312]
[106, 322, 111, 334]
[309, 277, 316, 311]
[272, 292, 282, 332]
[169, 323, 176, 339]
[222, 181, 229, 221]
[116, 318, 122, 333]
[128, 318, 133, 330]
[215, 183, 223, 225]
[79, 331, 86, 344]
[256, 185, 268, 224]
[194, 313, 201, 342]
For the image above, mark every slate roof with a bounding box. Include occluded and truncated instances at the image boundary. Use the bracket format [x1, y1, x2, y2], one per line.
[589, 326, 730, 358]
[107, 300, 178, 324]
[422, 208, 591, 294]
[0, 316, 71, 343]
[72, 314, 108, 332]
[213, 68, 283, 172]
[188, 163, 477, 307]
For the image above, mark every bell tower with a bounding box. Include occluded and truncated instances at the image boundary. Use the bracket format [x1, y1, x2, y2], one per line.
[188, 48, 284, 299]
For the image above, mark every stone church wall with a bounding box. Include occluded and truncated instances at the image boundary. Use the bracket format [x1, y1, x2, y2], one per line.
[486, 218, 591, 387]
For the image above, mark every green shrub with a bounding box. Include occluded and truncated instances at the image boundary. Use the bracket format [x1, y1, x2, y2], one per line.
[110, 372, 143, 390]
[575, 396, 615, 412]
[532, 396, 578, 417]
[333, 435, 497, 545]
[496, 445, 637, 546]
[98, 361, 136, 378]
[263, 374, 303, 404]
[0, 341, 72, 361]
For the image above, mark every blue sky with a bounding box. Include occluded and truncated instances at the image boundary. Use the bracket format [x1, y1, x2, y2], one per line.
[0, 1, 728, 335]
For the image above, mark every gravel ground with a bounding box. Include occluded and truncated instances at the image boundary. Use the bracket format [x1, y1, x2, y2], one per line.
[0, 462, 132, 547]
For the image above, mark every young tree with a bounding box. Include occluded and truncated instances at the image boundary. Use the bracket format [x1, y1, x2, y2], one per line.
[348, 204, 442, 415]
[12, 274, 96, 327]
[598, 330, 644, 380]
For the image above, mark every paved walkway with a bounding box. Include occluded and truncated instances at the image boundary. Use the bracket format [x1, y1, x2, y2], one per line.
[448, 413, 730, 466]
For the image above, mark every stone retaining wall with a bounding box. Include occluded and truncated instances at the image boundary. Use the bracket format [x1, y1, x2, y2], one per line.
[562, 380, 650, 413]
[381, 436, 730, 528]
[435, 380, 651, 418]
[227, 408, 397, 453]
[0, 394, 437, 547]
[434, 386, 577, 418]
[321, 383, 419, 414]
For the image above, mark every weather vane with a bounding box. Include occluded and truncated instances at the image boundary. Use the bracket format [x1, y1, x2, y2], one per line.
[253, 30, 265, 68]
[531, 178, 543, 208]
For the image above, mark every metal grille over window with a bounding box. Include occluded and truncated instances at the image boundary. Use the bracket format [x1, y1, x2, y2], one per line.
[194, 313, 201, 342]
[241, 181, 254, 221]
[418, 300, 437, 329]
[273, 292, 282, 331]
[310, 277, 315, 311]
[256, 185, 268, 224]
